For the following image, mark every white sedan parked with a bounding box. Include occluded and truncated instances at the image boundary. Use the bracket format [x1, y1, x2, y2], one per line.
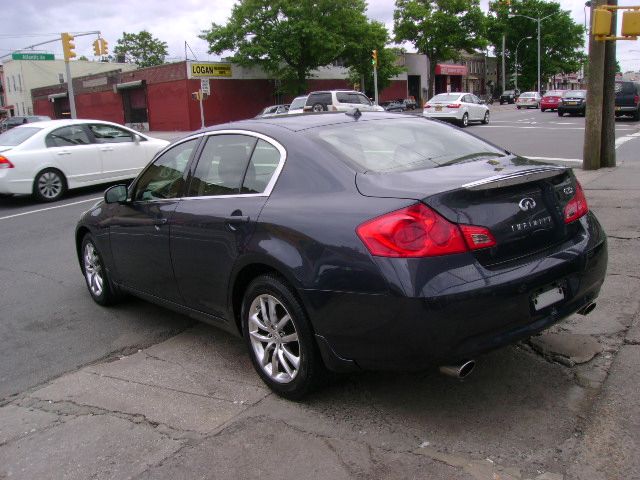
[0, 120, 169, 202]
[516, 91, 542, 109]
[422, 92, 490, 127]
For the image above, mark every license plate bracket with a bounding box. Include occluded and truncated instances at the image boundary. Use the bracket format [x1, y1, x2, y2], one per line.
[435, 105, 442, 111]
[532, 285, 565, 311]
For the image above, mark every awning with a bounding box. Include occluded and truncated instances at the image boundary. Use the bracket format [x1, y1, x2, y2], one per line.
[114, 80, 144, 91]
[48, 92, 68, 100]
[435, 64, 467, 76]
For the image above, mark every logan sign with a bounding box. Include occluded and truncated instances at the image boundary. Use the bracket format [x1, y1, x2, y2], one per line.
[187, 61, 233, 79]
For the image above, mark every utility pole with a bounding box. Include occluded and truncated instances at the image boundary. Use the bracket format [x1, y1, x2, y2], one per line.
[601, 0, 617, 168]
[61, 33, 78, 119]
[501, 35, 506, 93]
[371, 49, 379, 104]
[583, 0, 607, 170]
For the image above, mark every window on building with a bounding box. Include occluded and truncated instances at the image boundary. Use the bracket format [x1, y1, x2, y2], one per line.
[18, 74, 22, 92]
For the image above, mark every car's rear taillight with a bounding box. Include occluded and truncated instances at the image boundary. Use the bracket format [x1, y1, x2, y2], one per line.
[424, 103, 431, 108]
[563, 181, 589, 223]
[634, 95, 639, 105]
[0, 155, 14, 169]
[447, 103, 461, 108]
[356, 203, 495, 258]
[330, 105, 338, 111]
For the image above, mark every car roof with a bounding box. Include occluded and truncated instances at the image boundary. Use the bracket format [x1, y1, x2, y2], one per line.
[11, 119, 129, 130]
[197, 111, 405, 134]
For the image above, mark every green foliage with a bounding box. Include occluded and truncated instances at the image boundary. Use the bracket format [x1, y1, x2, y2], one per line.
[394, 0, 488, 96]
[114, 31, 168, 68]
[487, 0, 585, 91]
[343, 21, 405, 95]
[200, 0, 383, 94]
[78, 55, 89, 61]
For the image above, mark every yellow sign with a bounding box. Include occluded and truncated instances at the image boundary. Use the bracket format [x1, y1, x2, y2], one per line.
[188, 62, 232, 79]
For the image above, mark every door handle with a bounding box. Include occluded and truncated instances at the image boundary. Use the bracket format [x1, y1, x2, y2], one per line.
[100, 147, 114, 152]
[56, 151, 71, 156]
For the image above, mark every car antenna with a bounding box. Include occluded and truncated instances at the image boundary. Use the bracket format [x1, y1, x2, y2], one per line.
[345, 108, 362, 120]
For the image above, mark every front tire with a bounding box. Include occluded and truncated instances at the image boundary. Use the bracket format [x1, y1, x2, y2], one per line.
[541, 108, 546, 112]
[242, 275, 326, 399]
[33, 168, 66, 202]
[481, 111, 490, 124]
[81, 234, 123, 306]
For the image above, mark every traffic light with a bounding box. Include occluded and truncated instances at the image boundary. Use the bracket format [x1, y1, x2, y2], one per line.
[61, 32, 76, 61]
[93, 39, 101, 56]
[99, 38, 108, 56]
[371, 49, 378, 67]
[592, 8, 612, 36]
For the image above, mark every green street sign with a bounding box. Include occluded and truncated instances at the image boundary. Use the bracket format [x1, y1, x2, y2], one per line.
[11, 53, 55, 61]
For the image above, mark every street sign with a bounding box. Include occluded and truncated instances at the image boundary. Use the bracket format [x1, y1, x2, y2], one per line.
[187, 61, 232, 79]
[11, 53, 55, 61]
[200, 78, 210, 95]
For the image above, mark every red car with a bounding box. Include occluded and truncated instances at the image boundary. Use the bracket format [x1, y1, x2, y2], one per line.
[541, 90, 564, 112]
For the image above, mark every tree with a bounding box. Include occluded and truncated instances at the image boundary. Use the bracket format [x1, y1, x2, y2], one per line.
[487, 0, 585, 92]
[200, 0, 373, 94]
[343, 20, 405, 97]
[114, 31, 168, 68]
[394, 0, 487, 98]
[78, 55, 89, 61]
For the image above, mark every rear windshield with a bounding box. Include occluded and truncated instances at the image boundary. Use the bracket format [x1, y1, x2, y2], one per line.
[520, 93, 536, 97]
[290, 96, 307, 109]
[615, 82, 635, 95]
[544, 91, 563, 97]
[564, 90, 586, 98]
[306, 117, 505, 172]
[503, 90, 514, 95]
[0, 126, 41, 146]
[429, 94, 461, 103]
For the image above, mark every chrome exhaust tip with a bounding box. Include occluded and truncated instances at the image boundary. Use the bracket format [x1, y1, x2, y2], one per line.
[577, 302, 597, 316]
[439, 360, 476, 379]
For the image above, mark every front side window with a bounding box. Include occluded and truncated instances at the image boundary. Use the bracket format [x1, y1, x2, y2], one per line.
[356, 94, 372, 105]
[45, 126, 91, 147]
[134, 139, 197, 201]
[187, 135, 256, 197]
[89, 124, 135, 143]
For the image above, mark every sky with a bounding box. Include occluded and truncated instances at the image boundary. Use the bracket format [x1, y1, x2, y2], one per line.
[1, 0, 639, 72]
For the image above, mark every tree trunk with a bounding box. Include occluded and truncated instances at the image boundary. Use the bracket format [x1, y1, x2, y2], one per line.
[428, 61, 437, 100]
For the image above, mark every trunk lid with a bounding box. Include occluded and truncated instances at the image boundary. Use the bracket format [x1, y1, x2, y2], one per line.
[356, 156, 580, 266]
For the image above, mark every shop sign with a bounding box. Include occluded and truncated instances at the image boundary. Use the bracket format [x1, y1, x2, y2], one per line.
[435, 64, 468, 76]
[188, 62, 232, 79]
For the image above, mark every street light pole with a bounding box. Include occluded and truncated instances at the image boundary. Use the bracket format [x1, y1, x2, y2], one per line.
[514, 36, 532, 91]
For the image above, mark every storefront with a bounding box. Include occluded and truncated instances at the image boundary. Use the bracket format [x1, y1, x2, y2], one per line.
[434, 64, 467, 94]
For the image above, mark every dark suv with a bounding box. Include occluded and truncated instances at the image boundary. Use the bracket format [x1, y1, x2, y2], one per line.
[499, 89, 520, 104]
[615, 81, 640, 121]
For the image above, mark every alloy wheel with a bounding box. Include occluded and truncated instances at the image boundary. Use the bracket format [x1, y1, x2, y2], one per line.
[37, 171, 63, 200]
[248, 294, 300, 383]
[83, 242, 104, 297]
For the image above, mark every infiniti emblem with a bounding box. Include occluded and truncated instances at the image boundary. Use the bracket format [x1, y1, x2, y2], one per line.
[519, 197, 536, 211]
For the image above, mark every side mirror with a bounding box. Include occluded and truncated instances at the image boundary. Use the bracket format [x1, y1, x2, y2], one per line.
[104, 184, 128, 204]
[133, 133, 141, 145]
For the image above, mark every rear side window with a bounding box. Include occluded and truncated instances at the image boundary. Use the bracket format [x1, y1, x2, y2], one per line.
[188, 134, 256, 197]
[45, 126, 91, 147]
[306, 93, 331, 106]
[89, 124, 135, 143]
[242, 139, 281, 194]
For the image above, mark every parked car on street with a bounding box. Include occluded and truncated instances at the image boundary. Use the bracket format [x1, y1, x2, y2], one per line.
[380, 100, 406, 112]
[0, 119, 169, 202]
[255, 104, 290, 118]
[287, 95, 308, 115]
[516, 92, 542, 109]
[399, 98, 418, 110]
[558, 90, 587, 117]
[614, 80, 640, 121]
[303, 90, 385, 112]
[74, 112, 606, 398]
[540, 90, 564, 112]
[1, 115, 51, 132]
[423, 92, 490, 127]
[499, 89, 520, 104]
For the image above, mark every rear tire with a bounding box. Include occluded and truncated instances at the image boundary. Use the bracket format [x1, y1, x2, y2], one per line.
[33, 168, 66, 202]
[558, 110, 564, 117]
[517, 106, 521, 110]
[459, 113, 469, 127]
[541, 108, 546, 112]
[632, 109, 640, 121]
[241, 274, 326, 400]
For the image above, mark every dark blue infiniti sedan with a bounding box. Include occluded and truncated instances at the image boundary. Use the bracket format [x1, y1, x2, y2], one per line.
[75, 112, 607, 398]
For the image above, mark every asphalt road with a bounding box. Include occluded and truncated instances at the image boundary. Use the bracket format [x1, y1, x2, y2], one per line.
[1, 107, 638, 403]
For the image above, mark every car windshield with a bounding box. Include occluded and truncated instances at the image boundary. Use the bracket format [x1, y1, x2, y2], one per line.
[307, 117, 505, 172]
[0, 126, 41, 146]
[503, 90, 514, 95]
[429, 94, 461, 103]
[564, 91, 586, 98]
[289, 97, 307, 109]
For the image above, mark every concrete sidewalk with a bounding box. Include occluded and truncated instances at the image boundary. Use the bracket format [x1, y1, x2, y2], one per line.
[1, 159, 639, 479]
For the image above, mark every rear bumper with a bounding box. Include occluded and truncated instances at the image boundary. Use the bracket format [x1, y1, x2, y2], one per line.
[423, 111, 463, 121]
[303, 212, 607, 371]
[614, 105, 639, 115]
[541, 101, 559, 109]
[0, 169, 32, 195]
[559, 104, 585, 113]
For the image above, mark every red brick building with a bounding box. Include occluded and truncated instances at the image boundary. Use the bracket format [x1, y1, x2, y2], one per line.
[31, 61, 408, 131]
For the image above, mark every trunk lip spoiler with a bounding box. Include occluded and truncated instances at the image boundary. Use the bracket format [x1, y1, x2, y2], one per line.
[462, 166, 568, 191]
